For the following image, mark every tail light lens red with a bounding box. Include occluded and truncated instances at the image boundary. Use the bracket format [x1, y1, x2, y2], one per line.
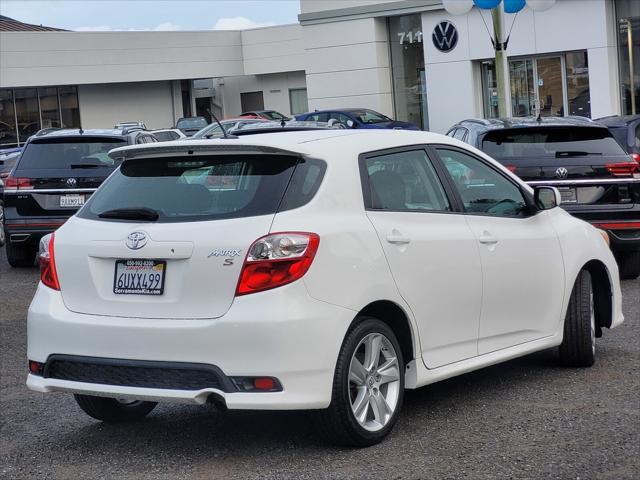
[505, 165, 517, 173]
[236, 232, 320, 296]
[3, 176, 33, 190]
[39, 233, 60, 290]
[605, 161, 640, 177]
[631, 153, 640, 164]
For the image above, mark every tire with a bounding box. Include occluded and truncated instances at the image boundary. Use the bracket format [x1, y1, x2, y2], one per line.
[558, 270, 596, 368]
[616, 250, 640, 280]
[74, 394, 157, 423]
[5, 240, 36, 268]
[315, 317, 405, 447]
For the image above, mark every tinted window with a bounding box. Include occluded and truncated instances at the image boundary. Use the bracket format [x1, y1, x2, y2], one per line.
[79, 155, 299, 223]
[305, 113, 329, 122]
[262, 111, 288, 120]
[176, 118, 208, 129]
[17, 137, 126, 170]
[437, 148, 528, 217]
[608, 126, 629, 150]
[363, 150, 450, 212]
[350, 110, 390, 124]
[481, 127, 626, 158]
[279, 158, 327, 211]
[153, 131, 175, 142]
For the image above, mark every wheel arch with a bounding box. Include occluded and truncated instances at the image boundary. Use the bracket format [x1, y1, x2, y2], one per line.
[356, 300, 416, 363]
[581, 259, 613, 330]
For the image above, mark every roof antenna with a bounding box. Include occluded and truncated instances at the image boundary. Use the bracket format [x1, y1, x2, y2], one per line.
[206, 108, 235, 139]
[79, 128, 84, 134]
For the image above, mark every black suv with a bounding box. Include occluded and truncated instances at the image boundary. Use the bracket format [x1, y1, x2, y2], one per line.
[2, 128, 157, 267]
[597, 115, 640, 161]
[447, 117, 640, 279]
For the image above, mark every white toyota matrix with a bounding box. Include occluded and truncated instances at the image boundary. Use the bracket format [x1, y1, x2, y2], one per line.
[27, 130, 624, 446]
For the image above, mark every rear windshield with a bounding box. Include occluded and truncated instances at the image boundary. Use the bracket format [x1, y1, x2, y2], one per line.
[78, 154, 321, 223]
[17, 137, 126, 170]
[481, 127, 626, 158]
[177, 118, 208, 129]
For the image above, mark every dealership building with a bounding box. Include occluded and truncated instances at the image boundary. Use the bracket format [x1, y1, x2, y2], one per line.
[0, 0, 639, 147]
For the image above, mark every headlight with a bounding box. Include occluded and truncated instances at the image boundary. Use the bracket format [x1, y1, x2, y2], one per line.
[596, 228, 610, 247]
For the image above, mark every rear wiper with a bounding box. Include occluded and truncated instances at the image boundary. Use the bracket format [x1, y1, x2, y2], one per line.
[70, 163, 101, 169]
[555, 151, 601, 157]
[98, 207, 159, 221]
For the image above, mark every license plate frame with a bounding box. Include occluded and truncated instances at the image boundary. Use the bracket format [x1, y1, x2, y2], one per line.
[59, 194, 85, 208]
[557, 186, 577, 204]
[113, 259, 166, 295]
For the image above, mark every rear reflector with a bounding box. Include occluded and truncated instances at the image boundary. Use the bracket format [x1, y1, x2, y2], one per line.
[29, 360, 44, 376]
[230, 376, 282, 392]
[592, 222, 640, 230]
[632, 153, 640, 164]
[605, 161, 640, 177]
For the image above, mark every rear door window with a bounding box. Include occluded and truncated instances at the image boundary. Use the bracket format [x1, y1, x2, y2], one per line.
[17, 137, 126, 171]
[79, 154, 302, 223]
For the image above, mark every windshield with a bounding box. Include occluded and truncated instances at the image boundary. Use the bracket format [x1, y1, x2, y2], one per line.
[79, 155, 300, 223]
[17, 138, 126, 170]
[349, 110, 391, 124]
[481, 127, 626, 158]
[177, 118, 208, 129]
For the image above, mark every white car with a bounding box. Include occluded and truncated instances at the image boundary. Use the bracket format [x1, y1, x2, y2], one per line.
[149, 128, 186, 142]
[27, 130, 624, 446]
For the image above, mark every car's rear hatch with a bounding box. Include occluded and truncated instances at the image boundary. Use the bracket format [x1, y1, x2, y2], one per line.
[480, 126, 640, 207]
[55, 145, 304, 319]
[7, 136, 126, 218]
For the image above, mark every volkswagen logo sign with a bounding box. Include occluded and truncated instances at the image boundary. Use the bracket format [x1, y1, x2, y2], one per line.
[432, 21, 458, 53]
[555, 167, 569, 179]
[66, 178, 77, 188]
[125, 231, 147, 250]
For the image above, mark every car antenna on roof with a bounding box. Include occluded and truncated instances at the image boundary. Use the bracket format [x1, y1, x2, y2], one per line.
[207, 108, 236, 139]
[79, 128, 84, 134]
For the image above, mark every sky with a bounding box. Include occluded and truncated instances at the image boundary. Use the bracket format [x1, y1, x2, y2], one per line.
[0, 1, 301, 31]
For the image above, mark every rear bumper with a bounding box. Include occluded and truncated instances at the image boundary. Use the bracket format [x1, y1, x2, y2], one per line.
[26, 281, 356, 410]
[4, 215, 67, 245]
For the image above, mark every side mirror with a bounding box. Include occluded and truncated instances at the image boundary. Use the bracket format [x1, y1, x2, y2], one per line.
[534, 186, 561, 210]
[346, 119, 355, 128]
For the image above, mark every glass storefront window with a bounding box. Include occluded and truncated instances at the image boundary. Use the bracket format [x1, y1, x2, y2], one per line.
[481, 52, 589, 119]
[39, 87, 61, 128]
[14, 88, 40, 143]
[566, 51, 590, 117]
[0, 90, 17, 146]
[59, 86, 80, 129]
[389, 14, 427, 130]
[289, 88, 308, 115]
[0, 86, 80, 147]
[616, 0, 640, 115]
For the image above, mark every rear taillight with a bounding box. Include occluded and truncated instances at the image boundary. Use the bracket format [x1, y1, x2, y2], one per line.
[39, 233, 60, 290]
[3, 176, 33, 190]
[236, 232, 320, 296]
[632, 153, 640, 164]
[505, 165, 517, 173]
[605, 161, 640, 177]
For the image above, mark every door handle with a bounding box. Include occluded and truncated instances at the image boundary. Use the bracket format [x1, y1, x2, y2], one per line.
[478, 233, 499, 245]
[386, 234, 411, 245]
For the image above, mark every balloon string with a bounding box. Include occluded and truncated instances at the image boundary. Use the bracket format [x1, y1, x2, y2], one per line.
[477, 7, 495, 47]
[506, 11, 519, 44]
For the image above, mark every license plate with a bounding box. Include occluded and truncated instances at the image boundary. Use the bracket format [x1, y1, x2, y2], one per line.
[60, 194, 85, 207]
[113, 259, 166, 295]
[557, 187, 577, 203]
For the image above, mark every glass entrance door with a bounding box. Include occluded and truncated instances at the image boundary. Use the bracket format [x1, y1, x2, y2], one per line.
[535, 57, 565, 117]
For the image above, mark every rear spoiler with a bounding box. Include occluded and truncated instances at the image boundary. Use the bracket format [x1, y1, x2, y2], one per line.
[108, 143, 303, 162]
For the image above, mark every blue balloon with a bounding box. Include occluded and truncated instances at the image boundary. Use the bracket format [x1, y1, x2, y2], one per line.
[473, 0, 502, 9]
[504, 0, 526, 13]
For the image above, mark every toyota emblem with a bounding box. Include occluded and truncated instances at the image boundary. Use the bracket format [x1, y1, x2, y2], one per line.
[125, 231, 147, 250]
[66, 178, 77, 188]
[555, 167, 569, 179]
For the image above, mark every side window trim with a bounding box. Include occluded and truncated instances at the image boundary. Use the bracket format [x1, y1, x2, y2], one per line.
[428, 143, 536, 218]
[358, 144, 462, 214]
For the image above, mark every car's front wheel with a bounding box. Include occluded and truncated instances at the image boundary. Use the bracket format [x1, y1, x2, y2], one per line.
[558, 270, 596, 367]
[74, 395, 157, 423]
[316, 317, 404, 447]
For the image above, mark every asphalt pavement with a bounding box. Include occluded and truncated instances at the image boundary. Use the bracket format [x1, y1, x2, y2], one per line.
[1, 246, 638, 480]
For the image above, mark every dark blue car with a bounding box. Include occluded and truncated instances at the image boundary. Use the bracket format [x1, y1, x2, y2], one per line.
[295, 108, 419, 130]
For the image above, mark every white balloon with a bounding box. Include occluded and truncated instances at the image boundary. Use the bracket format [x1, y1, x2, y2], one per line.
[526, 0, 556, 12]
[442, 0, 474, 15]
